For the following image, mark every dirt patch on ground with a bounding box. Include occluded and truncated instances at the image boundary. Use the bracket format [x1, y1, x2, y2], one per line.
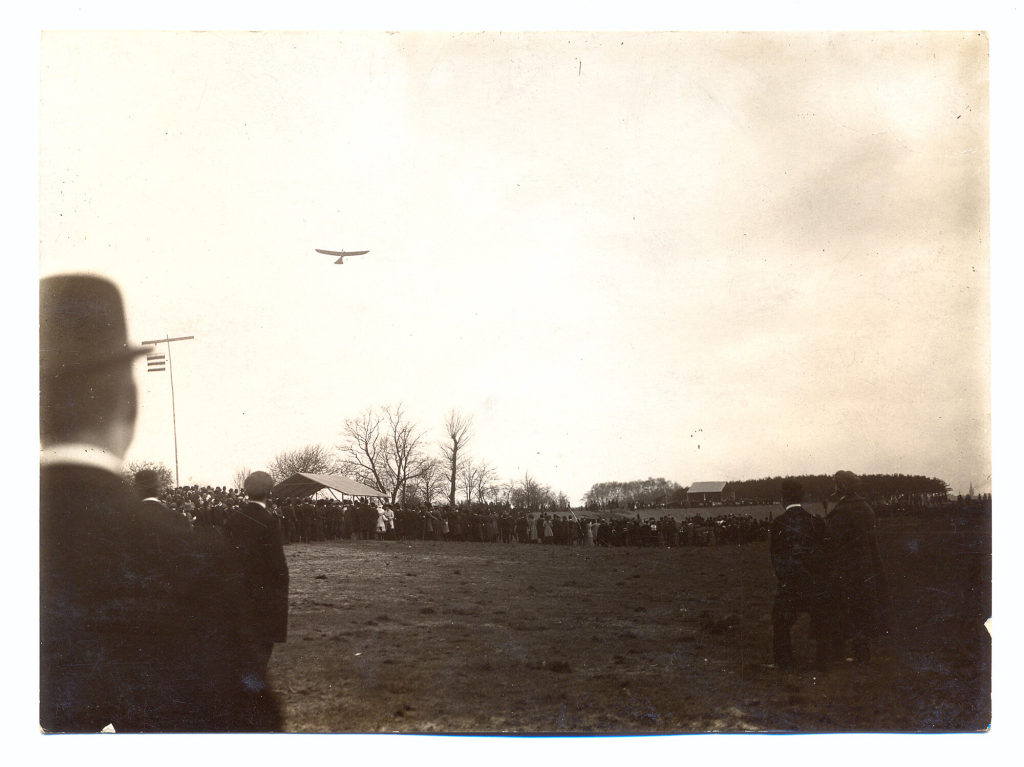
[267, 520, 989, 733]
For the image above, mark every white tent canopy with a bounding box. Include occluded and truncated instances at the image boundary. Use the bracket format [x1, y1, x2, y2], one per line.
[272, 473, 386, 500]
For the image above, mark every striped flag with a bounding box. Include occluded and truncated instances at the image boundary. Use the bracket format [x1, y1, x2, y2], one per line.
[147, 352, 166, 373]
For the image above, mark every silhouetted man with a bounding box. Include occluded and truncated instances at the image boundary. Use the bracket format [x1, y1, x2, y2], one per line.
[824, 470, 890, 663]
[40, 274, 280, 732]
[770, 479, 828, 669]
[134, 468, 190, 530]
[226, 471, 290, 676]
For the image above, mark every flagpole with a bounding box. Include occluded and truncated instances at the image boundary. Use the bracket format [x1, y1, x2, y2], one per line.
[141, 334, 194, 487]
[166, 334, 180, 486]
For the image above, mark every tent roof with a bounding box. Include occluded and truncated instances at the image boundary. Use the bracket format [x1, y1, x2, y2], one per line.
[687, 481, 729, 494]
[272, 473, 386, 499]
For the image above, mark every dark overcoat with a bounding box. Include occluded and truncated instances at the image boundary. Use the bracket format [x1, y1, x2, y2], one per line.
[225, 501, 290, 643]
[770, 505, 828, 598]
[40, 465, 281, 732]
[140, 497, 191, 530]
[825, 494, 889, 634]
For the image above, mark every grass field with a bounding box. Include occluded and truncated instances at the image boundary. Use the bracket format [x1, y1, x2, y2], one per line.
[267, 518, 990, 733]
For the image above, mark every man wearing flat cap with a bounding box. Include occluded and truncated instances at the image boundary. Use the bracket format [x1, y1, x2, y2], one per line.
[822, 470, 891, 664]
[40, 274, 280, 732]
[226, 470, 290, 676]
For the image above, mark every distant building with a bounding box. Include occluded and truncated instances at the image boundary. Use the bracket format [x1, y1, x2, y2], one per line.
[686, 481, 735, 505]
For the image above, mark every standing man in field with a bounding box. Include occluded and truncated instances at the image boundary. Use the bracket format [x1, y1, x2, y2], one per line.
[823, 470, 890, 663]
[40, 274, 280, 731]
[770, 479, 829, 669]
[226, 471, 290, 676]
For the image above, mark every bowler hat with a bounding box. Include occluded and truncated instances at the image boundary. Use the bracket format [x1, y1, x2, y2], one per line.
[244, 471, 275, 497]
[135, 469, 162, 493]
[40, 274, 148, 376]
[780, 479, 804, 503]
[834, 470, 862, 493]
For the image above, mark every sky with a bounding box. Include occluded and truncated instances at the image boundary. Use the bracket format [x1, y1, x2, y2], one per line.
[37, 30, 991, 501]
[14, 5, 1023, 762]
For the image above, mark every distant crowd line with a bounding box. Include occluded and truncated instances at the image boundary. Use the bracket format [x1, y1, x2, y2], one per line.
[155, 484, 988, 549]
[154, 485, 770, 548]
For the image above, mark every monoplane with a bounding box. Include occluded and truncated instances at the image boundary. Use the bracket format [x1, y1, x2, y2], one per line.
[315, 248, 369, 264]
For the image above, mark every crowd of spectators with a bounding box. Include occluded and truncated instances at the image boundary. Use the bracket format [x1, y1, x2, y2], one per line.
[594, 513, 768, 546]
[873, 493, 991, 516]
[152, 485, 770, 549]
[158, 482, 991, 547]
[156, 479, 986, 549]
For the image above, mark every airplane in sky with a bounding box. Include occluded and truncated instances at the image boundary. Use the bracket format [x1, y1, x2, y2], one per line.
[315, 248, 369, 264]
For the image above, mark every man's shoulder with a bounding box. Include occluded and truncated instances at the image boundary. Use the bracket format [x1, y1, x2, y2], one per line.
[229, 501, 276, 526]
[236, 499, 268, 513]
[41, 463, 124, 493]
[773, 506, 825, 536]
[774, 505, 816, 524]
[140, 499, 192, 529]
[41, 464, 135, 524]
[828, 496, 875, 520]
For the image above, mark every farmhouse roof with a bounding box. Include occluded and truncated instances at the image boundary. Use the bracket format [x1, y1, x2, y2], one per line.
[272, 473, 387, 499]
[687, 481, 730, 494]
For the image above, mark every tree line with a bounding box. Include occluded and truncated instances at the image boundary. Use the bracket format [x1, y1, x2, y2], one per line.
[582, 473, 951, 510]
[582, 478, 688, 509]
[725, 474, 949, 504]
[129, 423, 951, 512]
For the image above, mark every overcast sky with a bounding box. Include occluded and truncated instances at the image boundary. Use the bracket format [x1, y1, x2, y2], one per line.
[38, 31, 990, 500]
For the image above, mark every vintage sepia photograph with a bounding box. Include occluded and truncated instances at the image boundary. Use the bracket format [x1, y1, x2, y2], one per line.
[36, 26, 993, 741]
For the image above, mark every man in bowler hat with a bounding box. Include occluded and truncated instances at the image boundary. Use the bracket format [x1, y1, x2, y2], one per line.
[40, 274, 280, 732]
[134, 468, 190, 530]
[226, 471, 290, 676]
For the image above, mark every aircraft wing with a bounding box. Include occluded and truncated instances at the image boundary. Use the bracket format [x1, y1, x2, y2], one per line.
[315, 249, 369, 257]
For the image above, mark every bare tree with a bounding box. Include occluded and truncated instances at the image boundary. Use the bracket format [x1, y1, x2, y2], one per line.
[340, 408, 387, 491]
[474, 460, 499, 505]
[231, 465, 253, 491]
[340, 404, 426, 504]
[457, 457, 476, 505]
[440, 409, 472, 509]
[498, 480, 516, 506]
[510, 472, 554, 511]
[383, 404, 427, 505]
[487, 484, 505, 505]
[414, 456, 446, 507]
[267, 444, 342, 483]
